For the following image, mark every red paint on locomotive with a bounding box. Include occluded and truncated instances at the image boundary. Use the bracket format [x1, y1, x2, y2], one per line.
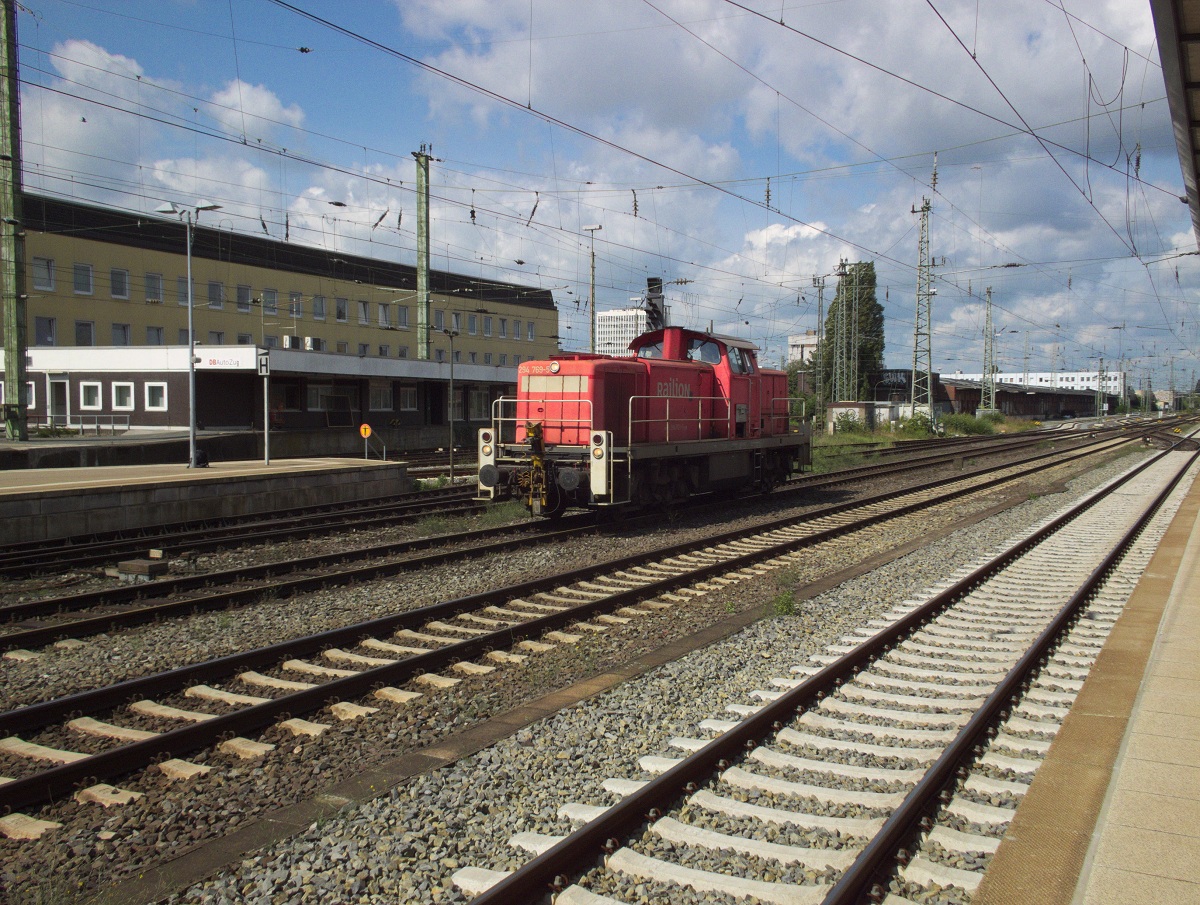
[480, 325, 810, 516]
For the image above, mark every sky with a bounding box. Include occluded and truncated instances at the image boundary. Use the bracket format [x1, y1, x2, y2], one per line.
[11, 0, 1200, 391]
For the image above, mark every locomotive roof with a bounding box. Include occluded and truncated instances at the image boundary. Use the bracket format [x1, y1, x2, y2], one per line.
[628, 326, 761, 352]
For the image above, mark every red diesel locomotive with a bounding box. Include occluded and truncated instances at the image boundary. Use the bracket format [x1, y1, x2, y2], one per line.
[476, 325, 812, 517]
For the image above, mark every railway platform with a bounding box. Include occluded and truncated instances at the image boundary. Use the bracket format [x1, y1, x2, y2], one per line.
[0, 456, 408, 545]
[975, 467, 1200, 904]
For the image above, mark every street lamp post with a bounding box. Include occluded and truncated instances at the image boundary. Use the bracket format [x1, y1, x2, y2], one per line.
[156, 199, 221, 467]
[444, 328, 459, 482]
[583, 224, 601, 353]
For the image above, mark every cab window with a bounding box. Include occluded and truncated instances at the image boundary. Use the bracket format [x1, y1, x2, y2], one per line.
[728, 347, 747, 374]
[687, 338, 722, 364]
[636, 341, 664, 359]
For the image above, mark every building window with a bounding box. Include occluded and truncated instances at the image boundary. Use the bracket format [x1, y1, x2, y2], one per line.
[336, 340, 348, 354]
[452, 312, 462, 332]
[469, 351, 477, 364]
[499, 353, 507, 366]
[434, 310, 445, 330]
[513, 355, 521, 365]
[80, 381, 102, 410]
[483, 316, 492, 336]
[145, 272, 163, 303]
[32, 256, 54, 291]
[469, 388, 490, 421]
[288, 291, 303, 318]
[111, 323, 131, 345]
[73, 263, 93, 295]
[237, 333, 254, 345]
[306, 383, 346, 411]
[336, 297, 348, 323]
[379, 344, 390, 357]
[207, 281, 224, 309]
[527, 322, 535, 341]
[435, 349, 445, 363]
[358, 343, 369, 356]
[369, 382, 393, 411]
[262, 288, 278, 315]
[396, 306, 409, 328]
[499, 318, 507, 338]
[112, 382, 134, 411]
[178, 328, 192, 344]
[145, 383, 167, 411]
[399, 386, 418, 410]
[308, 337, 327, 351]
[146, 326, 164, 345]
[176, 276, 190, 305]
[75, 320, 95, 346]
[34, 316, 56, 346]
[237, 285, 253, 313]
[484, 352, 492, 365]
[398, 345, 408, 359]
[264, 335, 278, 348]
[468, 314, 477, 335]
[357, 300, 369, 324]
[378, 303, 391, 327]
[453, 350, 462, 363]
[110, 268, 129, 299]
[312, 295, 326, 320]
[207, 331, 224, 344]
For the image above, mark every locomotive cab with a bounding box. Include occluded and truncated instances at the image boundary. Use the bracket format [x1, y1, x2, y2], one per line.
[478, 326, 811, 517]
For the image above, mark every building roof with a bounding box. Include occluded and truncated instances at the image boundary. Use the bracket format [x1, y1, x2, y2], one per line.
[941, 378, 1105, 398]
[1151, 0, 1200, 247]
[21, 194, 556, 310]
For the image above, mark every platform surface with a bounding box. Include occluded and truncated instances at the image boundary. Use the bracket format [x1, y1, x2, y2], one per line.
[0, 457, 396, 498]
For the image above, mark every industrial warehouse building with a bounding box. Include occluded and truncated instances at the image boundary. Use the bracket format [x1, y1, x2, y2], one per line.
[0, 194, 560, 458]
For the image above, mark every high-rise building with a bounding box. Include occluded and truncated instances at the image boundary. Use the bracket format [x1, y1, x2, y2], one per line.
[596, 308, 649, 357]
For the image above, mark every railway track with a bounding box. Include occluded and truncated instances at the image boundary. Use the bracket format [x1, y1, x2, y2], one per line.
[449, 442, 1198, 905]
[0, 433, 1145, 826]
[0, 431, 1133, 654]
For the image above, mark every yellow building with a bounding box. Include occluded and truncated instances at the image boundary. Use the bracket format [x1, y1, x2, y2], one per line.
[1, 194, 560, 455]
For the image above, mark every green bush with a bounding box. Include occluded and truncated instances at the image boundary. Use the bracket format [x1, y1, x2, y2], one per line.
[898, 411, 934, 435]
[834, 411, 868, 434]
[941, 413, 997, 435]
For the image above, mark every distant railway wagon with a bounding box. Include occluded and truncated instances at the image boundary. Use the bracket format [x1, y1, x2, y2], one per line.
[477, 325, 812, 517]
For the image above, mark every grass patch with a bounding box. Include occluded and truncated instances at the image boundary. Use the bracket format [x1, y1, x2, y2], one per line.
[769, 590, 796, 617]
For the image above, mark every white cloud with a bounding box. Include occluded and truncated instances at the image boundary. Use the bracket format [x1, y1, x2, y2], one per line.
[207, 80, 304, 141]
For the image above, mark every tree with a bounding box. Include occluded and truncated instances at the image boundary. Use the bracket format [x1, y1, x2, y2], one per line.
[815, 261, 884, 401]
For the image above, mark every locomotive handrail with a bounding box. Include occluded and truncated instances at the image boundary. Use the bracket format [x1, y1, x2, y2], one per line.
[626, 394, 733, 443]
[769, 395, 811, 431]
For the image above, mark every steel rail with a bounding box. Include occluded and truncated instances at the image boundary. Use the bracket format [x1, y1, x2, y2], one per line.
[0, 437, 1147, 814]
[0, 435, 1131, 651]
[467, 442, 1195, 905]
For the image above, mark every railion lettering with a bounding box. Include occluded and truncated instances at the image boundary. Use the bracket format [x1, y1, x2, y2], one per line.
[656, 378, 693, 397]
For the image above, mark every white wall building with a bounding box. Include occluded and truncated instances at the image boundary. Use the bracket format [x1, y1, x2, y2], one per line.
[596, 308, 649, 357]
[954, 369, 1127, 397]
[788, 330, 820, 364]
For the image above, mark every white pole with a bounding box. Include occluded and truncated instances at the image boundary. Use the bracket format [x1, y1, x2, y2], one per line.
[263, 371, 270, 464]
[186, 212, 196, 468]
